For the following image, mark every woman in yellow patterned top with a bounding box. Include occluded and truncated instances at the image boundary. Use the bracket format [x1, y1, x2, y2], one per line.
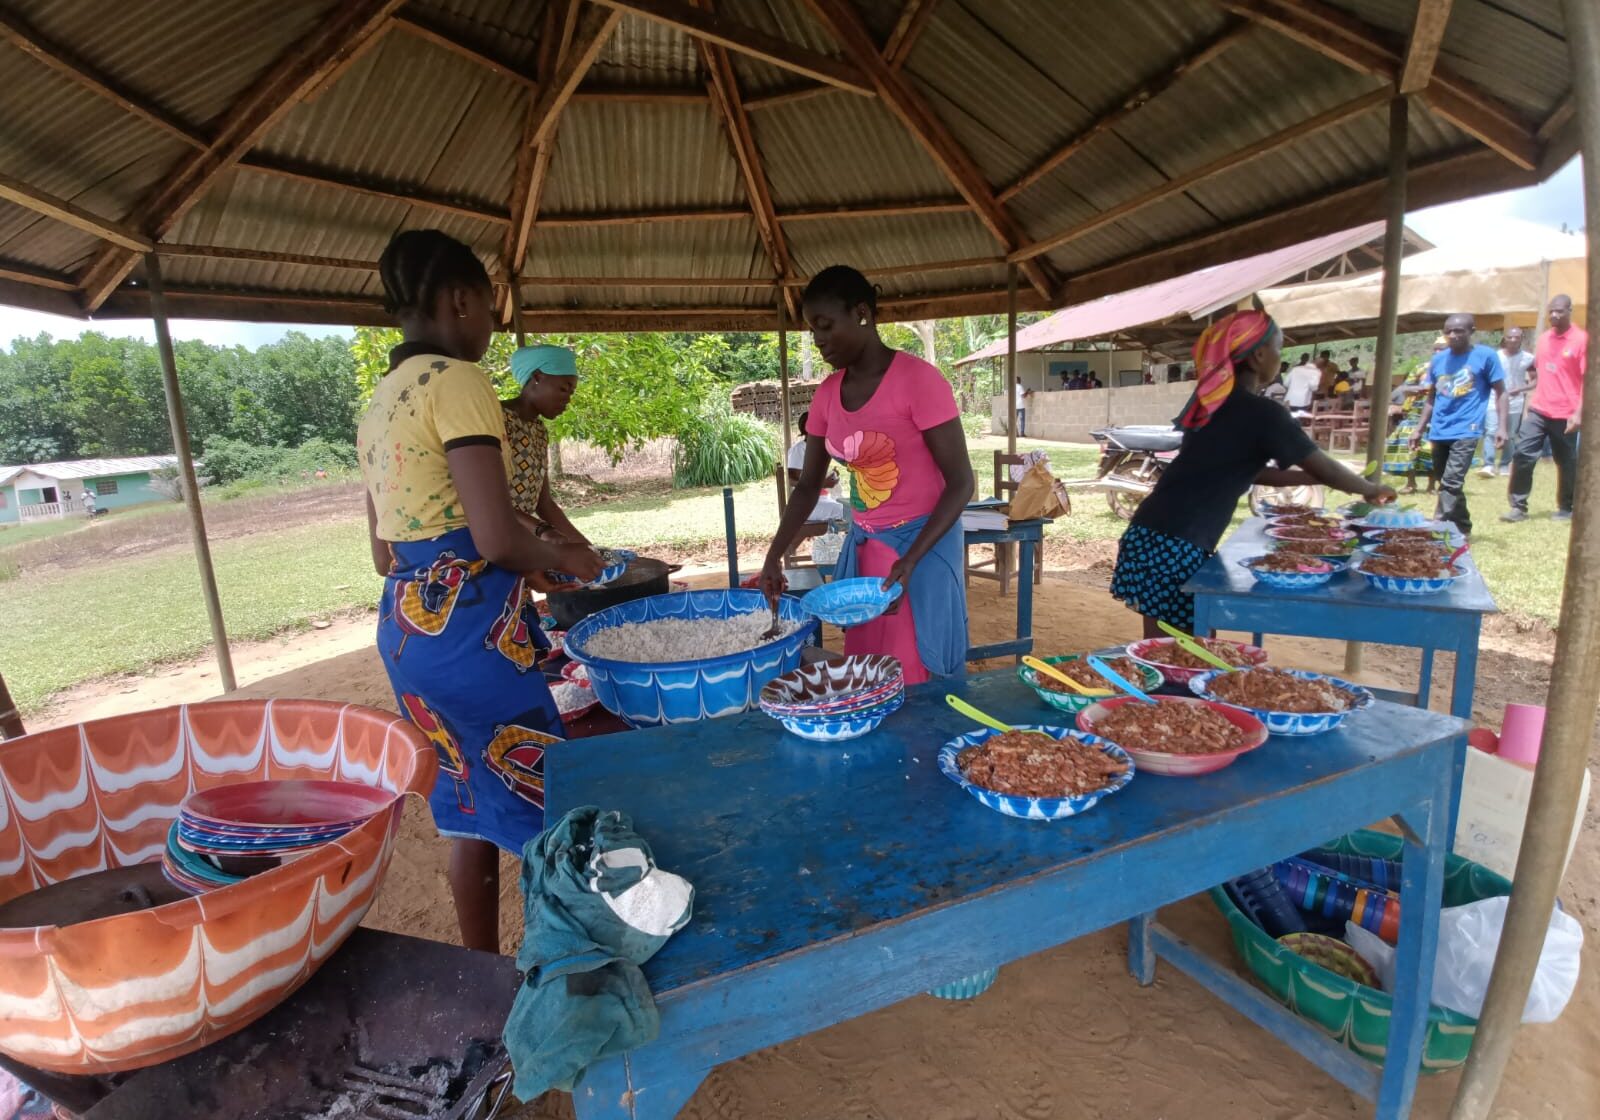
[501, 344, 590, 547]
[358, 230, 602, 953]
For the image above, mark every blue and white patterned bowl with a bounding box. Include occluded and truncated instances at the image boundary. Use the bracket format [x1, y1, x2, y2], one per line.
[565, 590, 820, 727]
[927, 967, 999, 1000]
[1352, 559, 1464, 596]
[1018, 655, 1163, 715]
[1187, 668, 1375, 736]
[801, 577, 903, 627]
[1356, 505, 1429, 529]
[550, 547, 634, 589]
[774, 689, 905, 742]
[1238, 555, 1345, 590]
[938, 726, 1134, 820]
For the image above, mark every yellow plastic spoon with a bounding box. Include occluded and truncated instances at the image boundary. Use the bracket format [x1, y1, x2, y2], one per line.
[944, 694, 1056, 741]
[1021, 655, 1112, 697]
[1155, 620, 1237, 672]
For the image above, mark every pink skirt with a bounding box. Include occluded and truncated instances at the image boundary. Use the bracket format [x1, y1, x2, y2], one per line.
[842, 537, 930, 685]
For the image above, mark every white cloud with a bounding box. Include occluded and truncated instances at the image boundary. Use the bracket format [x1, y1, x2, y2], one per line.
[1407, 156, 1585, 248]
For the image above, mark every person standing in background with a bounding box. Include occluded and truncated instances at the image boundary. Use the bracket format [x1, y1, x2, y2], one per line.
[1411, 314, 1508, 537]
[1504, 295, 1586, 522]
[1480, 327, 1534, 478]
[1013, 379, 1029, 436]
[1315, 350, 1341, 397]
[1284, 355, 1321, 413]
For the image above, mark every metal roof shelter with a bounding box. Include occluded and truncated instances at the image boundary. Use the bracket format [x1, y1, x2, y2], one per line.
[953, 221, 1432, 363]
[0, 4, 1596, 1119]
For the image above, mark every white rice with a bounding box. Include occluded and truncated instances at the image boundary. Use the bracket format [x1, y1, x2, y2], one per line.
[582, 612, 800, 663]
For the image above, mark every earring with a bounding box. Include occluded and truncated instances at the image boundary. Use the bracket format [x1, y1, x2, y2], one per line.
[858, 317, 867, 326]
[457, 311, 467, 318]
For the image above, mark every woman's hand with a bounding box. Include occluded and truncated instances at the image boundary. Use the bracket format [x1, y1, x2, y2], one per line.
[758, 558, 788, 607]
[526, 569, 583, 594]
[551, 542, 604, 582]
[880, 554, 917, 614]
[1368, 483, 1399, 505]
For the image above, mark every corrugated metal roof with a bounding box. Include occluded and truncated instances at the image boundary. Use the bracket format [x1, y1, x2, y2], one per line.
[0, 0, 1576, 329]
[0, 455, 179, 482]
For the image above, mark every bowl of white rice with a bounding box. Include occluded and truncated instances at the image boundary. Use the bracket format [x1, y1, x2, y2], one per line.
[564, 589, 819, 727]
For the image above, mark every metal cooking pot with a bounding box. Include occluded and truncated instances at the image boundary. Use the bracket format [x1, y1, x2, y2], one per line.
[545, 556, 678, 631]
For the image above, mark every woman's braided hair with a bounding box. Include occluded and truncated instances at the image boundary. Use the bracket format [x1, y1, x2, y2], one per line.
[378, 230, 491, 316]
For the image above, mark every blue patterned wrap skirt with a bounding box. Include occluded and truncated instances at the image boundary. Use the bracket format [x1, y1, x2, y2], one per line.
[378, 527, 561, 852]
[1110, 523, 1214, 633]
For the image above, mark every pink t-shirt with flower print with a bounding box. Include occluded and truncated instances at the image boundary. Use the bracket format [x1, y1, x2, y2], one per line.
[805, 352, 960, 531]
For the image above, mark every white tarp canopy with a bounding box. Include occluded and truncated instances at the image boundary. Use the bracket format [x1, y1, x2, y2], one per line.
[1262, 220, 1588, 334]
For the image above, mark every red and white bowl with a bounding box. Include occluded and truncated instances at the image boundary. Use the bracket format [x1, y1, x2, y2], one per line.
[1075, 695, 1269, 776]
[1125, 637, 1268, 684]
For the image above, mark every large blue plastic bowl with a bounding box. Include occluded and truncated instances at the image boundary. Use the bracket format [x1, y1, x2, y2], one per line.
[1187, 668, 1374, 736]
[564, 590, 819, 727]
[800, 577, 903, 627]
[938, 726, 1134, 820]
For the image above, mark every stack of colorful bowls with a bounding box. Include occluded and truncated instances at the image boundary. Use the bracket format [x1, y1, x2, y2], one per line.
[163, 779, 394, 895]
[758, 654, 905, 742]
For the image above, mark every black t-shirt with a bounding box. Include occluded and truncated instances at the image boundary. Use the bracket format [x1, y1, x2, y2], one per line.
[1131, 390, 1317, 551]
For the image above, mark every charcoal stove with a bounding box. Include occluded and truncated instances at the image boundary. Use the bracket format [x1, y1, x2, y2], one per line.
[2, 929, 521, 1120]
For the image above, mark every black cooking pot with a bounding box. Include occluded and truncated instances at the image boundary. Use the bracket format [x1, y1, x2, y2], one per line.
[545, 556, 678, 631]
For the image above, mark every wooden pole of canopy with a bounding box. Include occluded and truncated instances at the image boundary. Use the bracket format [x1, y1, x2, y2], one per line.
[1006, 262, 1019, 458]
[145, 253, 236, 694]
[511, 293, 528, 346]
[1347, 94, 1409, 677]
[1449, 2, 1600, 1113]
[0, 671, 23, 739]
[778, 302, 792, 503]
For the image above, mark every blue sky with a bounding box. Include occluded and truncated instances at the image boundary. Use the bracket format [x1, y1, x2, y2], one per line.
[0, 157, 1585, 350]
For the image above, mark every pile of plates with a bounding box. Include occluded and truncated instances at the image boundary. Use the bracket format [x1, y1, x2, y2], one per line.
[758, 654, 905, 742]
[162, 779, 393, 895]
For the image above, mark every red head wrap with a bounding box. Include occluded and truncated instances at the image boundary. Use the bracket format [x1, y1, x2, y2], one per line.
[1178, 310, 1277, 430]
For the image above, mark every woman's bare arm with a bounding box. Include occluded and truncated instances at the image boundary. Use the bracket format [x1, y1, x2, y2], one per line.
[446, 445, 601, 578]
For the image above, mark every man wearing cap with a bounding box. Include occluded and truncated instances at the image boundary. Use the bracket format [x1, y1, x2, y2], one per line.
[504, 344, 591, 547]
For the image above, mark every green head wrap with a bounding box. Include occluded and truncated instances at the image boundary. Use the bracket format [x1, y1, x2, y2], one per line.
[511, 344, 577, 388]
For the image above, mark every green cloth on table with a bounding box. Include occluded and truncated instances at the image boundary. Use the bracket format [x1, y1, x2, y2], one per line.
[505, 806, 694, 1100]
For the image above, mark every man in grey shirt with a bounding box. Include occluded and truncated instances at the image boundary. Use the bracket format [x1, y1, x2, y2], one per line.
[1480, 327, 1534, 477]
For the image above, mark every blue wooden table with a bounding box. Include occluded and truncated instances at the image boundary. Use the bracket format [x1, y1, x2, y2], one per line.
[546, 669, 1465, 1119]
[962, 516, 1047, 661]
[1184, 518, 1496, 719]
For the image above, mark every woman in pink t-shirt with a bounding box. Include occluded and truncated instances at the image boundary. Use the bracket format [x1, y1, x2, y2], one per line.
[761, 266, 974, 683]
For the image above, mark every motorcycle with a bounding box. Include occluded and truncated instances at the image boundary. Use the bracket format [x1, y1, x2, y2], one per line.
[1064, 426, 1183, 520]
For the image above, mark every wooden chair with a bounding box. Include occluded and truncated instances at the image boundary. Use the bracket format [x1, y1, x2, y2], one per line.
[775, 462, 828, 567]
[1327, 399, 1373, 455]
[963, 451, 1044, 597]
[1308, 398, 1347, 448]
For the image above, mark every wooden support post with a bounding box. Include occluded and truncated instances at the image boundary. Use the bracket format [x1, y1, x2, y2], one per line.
[0, 671, 23, 739]
[511, 293, 528, 347]
[1349, 94, 1409, 677]
[145, 254, 236, 694]
[778, 303, 792, 503]
[1449, 3, 1600, 1113]
[1006, 262, 1019, 458]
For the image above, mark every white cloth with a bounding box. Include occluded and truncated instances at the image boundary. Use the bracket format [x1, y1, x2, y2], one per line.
[1264, 380, 1287, 402]
[786, 441, 843, 522]
[1285, 364, 1321, 409]
[1013, 382, 1026, 407]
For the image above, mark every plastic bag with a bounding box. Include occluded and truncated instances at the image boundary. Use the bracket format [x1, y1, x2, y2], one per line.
[1343, 896, 1582, 1023]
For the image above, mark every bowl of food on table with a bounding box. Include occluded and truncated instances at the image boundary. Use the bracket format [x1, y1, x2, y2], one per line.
[1256, 500, 1321, 518]
[1342, 502, 1430, 529]
[1265, 524, 1359, 544]
[1353, 553, 1466, 596]
[1269, 536, 1363, 562]
[1018, 652, 1164, 715]
[1075, 695, 1268, 776]
[1188, 667, 1374, 735]
[938, 725, 1134, 819]
[1126, 636, 1268, 684]
[1266, 513, 1348, 532]
[1238, 553, 1344, 589]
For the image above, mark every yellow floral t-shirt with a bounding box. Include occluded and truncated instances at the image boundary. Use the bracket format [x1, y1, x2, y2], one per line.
[358, 353, 510, 541]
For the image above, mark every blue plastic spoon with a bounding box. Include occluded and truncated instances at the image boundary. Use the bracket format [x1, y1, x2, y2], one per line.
[1086, 655, 1157, 705]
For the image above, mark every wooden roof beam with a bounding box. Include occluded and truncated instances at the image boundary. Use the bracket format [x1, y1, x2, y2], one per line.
[0, 171, 152, 251]
[804, 0, 1055, 300]
[76, 0, 406, 311]
[590, 0, 872, 94]
[1218, 0, 1537, 169]
[524, 5, 622, 152]
[156, 243, 377, 271]
[1000, 21, 1249, 203]
[1012, 88, 1389, 263]
[238, 156, 510, 225]
[391, 12, 537, 90]
[883, 0, 940, 69]
[692, 1, 798, 320]
[0, 258, 77, 291]
[0, 6, 207, 149]
[1400, 0, 1454, 94]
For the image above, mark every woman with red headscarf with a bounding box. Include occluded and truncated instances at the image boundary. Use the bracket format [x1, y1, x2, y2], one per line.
[1110, 310, 1395, 638]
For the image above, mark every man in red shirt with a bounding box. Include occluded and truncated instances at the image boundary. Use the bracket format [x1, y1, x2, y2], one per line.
[1503, 294, 1586, 522]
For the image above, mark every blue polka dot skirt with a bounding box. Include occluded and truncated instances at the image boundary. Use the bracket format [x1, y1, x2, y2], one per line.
[1110, 524, 1213, 632]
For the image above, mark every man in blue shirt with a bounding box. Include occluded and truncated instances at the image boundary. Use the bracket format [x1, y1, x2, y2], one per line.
[1410, 313, 1509, 536]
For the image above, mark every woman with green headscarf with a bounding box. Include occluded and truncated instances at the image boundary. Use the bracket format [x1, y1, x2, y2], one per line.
[504, 344, 591, 549]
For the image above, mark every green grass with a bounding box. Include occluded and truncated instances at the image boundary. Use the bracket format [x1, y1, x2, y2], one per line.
[2, 438, 1571, 713]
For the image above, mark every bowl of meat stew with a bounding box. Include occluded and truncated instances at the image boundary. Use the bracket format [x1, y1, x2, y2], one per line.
[1075, 696, 1268, 776]
[1188, 668, 1374, 736]
[1126, 637, 1268, 684]
[938, 726, 1134, 819]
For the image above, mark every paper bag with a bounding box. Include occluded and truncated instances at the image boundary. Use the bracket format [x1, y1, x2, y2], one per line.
[1010, 461, 1069, 520]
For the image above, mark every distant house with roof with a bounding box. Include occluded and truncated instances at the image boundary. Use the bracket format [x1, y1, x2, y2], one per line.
[0, 455, 177, 525]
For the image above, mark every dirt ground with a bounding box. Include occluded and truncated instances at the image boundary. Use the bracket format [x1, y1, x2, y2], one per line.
[37, 561, 1599, 1120]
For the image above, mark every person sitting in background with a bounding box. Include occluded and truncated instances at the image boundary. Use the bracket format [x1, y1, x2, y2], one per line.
[1480, 326, 1533, 478]
[786, 409, 845, 523]
[1284, 355, 1321, 413]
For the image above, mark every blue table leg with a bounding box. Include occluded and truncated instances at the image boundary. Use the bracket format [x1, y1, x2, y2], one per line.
[1375, 775, 1451, 1118]
[1015, 536, 1036, 663]
[574, 1055, 707, 1120]
[1128, 912, 1155, 985]
[1251, 632, 1264, 649]
[1451, 631, 1479, 721]
[1416, 647, 1435, 710]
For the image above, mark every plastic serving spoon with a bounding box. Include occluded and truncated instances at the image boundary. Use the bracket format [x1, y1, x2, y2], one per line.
[1021, 655, 1112, 697]
[1448, 542, 1470, 566]
[1086, 655, 1157, 705]
[1155, 620, 1237, 672]
[944, 694, 1056, 741]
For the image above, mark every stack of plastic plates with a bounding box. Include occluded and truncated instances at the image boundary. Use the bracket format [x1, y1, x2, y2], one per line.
[758, 654, 905, 742]
[162, 779, 394, 895]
